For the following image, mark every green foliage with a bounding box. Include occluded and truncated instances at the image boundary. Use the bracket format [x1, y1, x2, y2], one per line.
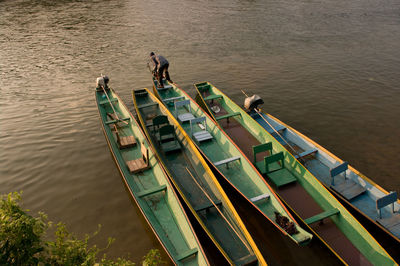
[0, 192, 46, 265]
[142, 249, 164, 266]
[0, 192, 162, 266]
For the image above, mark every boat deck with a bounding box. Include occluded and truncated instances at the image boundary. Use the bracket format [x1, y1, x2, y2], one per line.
[206, 98, 371, 265]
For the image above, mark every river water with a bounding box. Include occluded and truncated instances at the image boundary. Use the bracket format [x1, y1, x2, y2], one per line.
[1, 0, 399, 264]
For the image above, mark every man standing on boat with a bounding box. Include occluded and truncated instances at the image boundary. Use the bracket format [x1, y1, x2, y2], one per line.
[150, 52, 173, 88]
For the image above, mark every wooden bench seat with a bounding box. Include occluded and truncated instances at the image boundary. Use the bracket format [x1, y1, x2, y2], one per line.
[176, 248, 198, 261]
[100, 98, 118, 105]
[194, 200, 222, 212]
[294, 148, 318, 159]
[304, 208, 340, 225]
[263, 152, 297, 188]
[137, 184, 167, 198]
[175, 100, 195, 123]
[162, 96, 185, 103]
[215, 112, 241, 122]
[159, 125, 181, 153]
[250, 193, 270, 203]
[105, 117, 130, 125]
[112, 124, 136, 149]
[126, 142, 150, 173]
[204, 94, 223, 101]
[137, 102, 158, 109]
[190, 117, 213, 143]
[266, 124, 286, 135]
[156, 84, 173, 90]
[213, 156, 240, 168]
[330, 162, 366, 200]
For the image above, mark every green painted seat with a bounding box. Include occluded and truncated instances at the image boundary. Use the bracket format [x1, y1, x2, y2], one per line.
[264, 152, 297, 188]
[304, 208, 340, 225]
[158, 125, 181, 153]
[196, 83, 211, 93]
[215, 112, 241, 122]
[204, 94, 223, 101]
[253, 142, 280, 174]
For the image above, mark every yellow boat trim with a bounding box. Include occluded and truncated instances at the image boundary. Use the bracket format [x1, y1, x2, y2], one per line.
[145, 86, 268, 266]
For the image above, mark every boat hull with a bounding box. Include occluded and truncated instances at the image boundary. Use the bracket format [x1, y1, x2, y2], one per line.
[95, 87, 208, 266]
[253, 109, 400, 261]
[133, 88, 266, 265]
[194, 81, 396, 265]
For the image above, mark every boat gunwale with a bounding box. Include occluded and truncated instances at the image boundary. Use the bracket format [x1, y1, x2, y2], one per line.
[95, 88, 209, 266]
[194, 82, 397, 265]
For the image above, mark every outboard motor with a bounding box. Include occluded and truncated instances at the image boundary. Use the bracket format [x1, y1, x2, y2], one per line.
[96, 75, 110, 90]
[244, 94, 264, 113]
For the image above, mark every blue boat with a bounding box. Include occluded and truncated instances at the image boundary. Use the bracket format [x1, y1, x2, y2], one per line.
[245, 96, 400, 260]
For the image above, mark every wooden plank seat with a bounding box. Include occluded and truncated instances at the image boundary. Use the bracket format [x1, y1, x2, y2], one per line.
[294, 148, 318, 159]
[105, 117, 130, 125]
[156, 84, 173, 90]
[250, 193, 270, 203]
[162, 96, 185, 103]
[100, 98, 118, 105]
[134, 89, 148, 96]
[112, 124, 137, 149]
[204, 94, 223, 101]
[213, 156, 240, 168]
[176, 248, 198, 262]
[253, 142, 273, 168]
[151, 115, 169, 134]
[215, 112, 241, 122]
[174, 100, 195, 123]
[190, 117, 213, 143]
[126, 142, 150, 174]
[137, 184, 167, 198]
[196, 84, 211, 93]
[159, 125, 181, 153]
[330, 162, 366, 201]
[234, 254, 257, 266]
[304, 208, 340, 225]
[194, 200, 222, 212]
[265, 124, 286, 135]
[376, 192, 400, 236]
[263, 152, 297, 188]
[138, 102, 158, 109]
[253, 142, 282, 175]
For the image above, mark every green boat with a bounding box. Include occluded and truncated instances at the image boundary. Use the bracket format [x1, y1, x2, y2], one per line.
[194, 81, 396, 265]
[132, 88, 267, 265]
[95, 83, 209, 265]
[149, 78, 313, 246]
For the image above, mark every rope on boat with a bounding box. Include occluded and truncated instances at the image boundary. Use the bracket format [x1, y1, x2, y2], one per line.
[240, 90, 304, 163]
[185, 167, 252, 251]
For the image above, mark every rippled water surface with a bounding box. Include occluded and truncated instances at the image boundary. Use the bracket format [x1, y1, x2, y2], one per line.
[1, 0, 399, 263]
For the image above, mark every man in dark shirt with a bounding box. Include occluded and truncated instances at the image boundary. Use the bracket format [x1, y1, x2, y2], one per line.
[150, 52, 173, 88]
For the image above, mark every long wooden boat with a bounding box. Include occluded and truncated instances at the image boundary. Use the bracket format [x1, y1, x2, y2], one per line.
[132, 88, 267, 265]
[149, 78, 313, 246]
[194, 81, 396, 265]
[242, 93, 400, 261]
[95, 85, 209, 265]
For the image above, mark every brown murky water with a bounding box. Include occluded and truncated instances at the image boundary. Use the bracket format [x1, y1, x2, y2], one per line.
[1, 0, 399, 263]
